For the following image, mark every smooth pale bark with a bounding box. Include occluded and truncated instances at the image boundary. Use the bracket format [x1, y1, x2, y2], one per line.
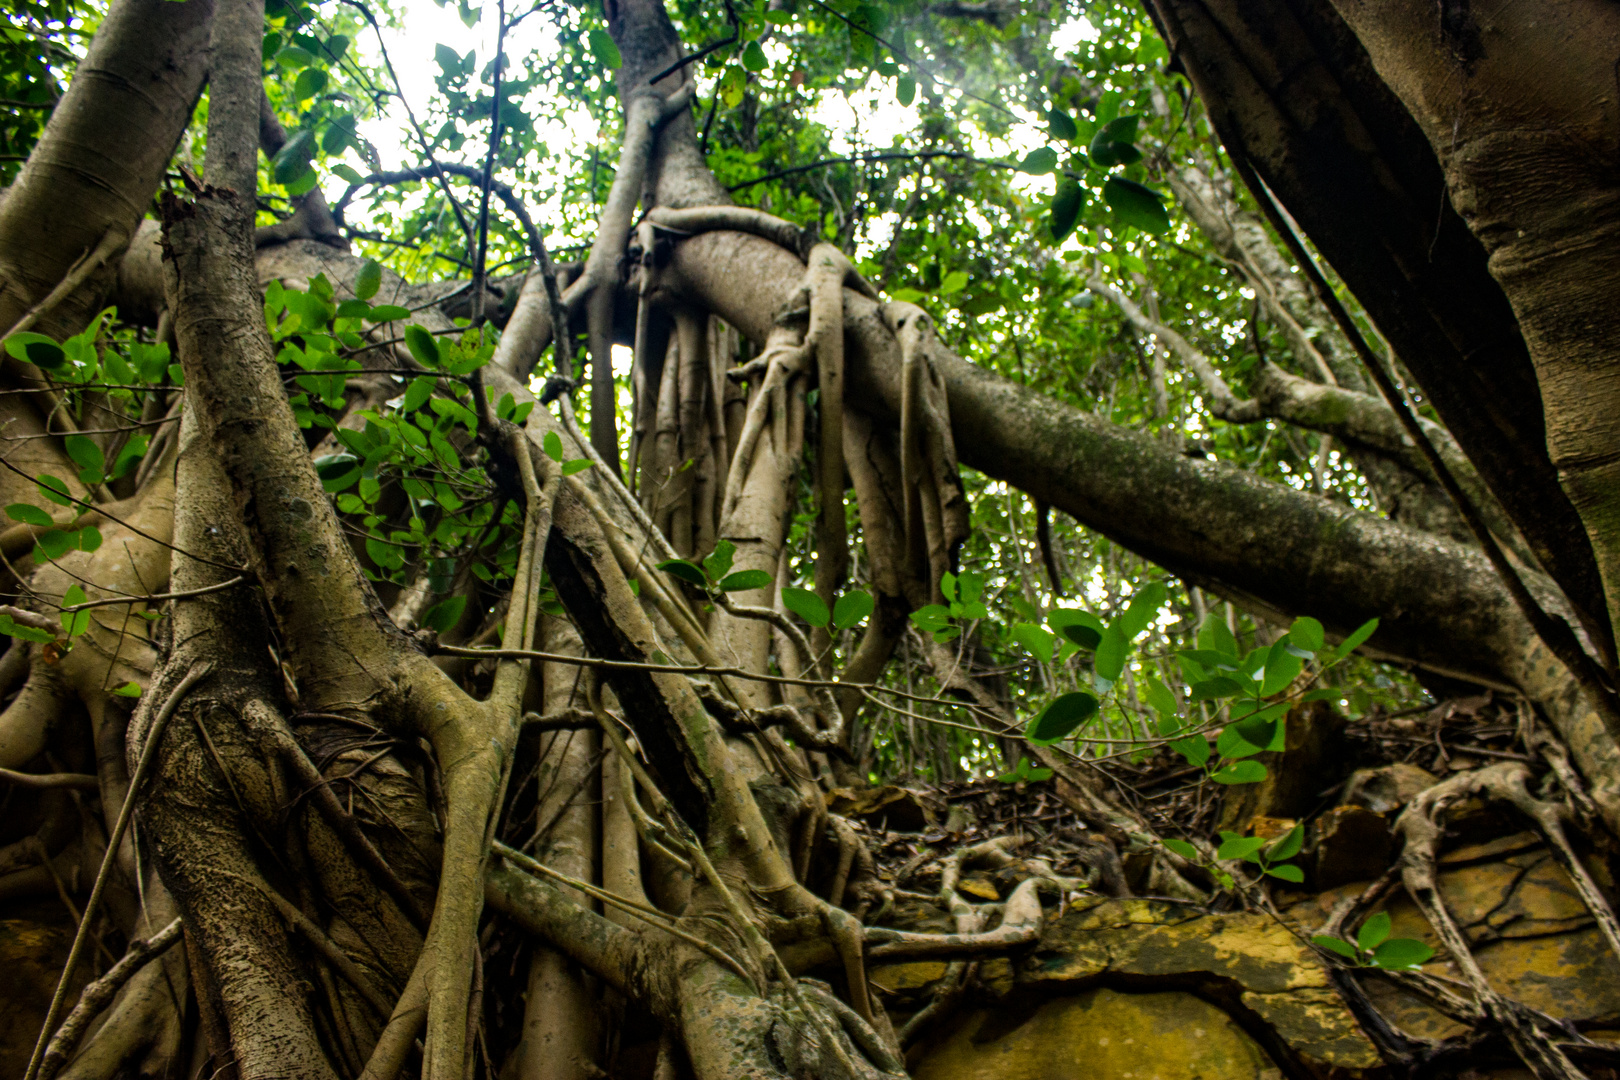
[0, 0, 212, 340]
[1138, 0, 1613, 667]
[1322, 0, 1620, 661]
[516, 616, 601, 1080]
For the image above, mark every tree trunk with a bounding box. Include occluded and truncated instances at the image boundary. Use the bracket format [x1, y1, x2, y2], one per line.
[1139, 0, 1615, 669]
[1321, 0, 1620, 662]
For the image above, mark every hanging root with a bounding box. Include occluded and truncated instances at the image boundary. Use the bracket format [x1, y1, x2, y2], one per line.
[884, 302, 971, 592]
[806, 244, 858, 659]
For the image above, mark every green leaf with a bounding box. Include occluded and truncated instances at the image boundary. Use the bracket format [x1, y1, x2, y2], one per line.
[1216, 725, 1264, 760]
[1094, 623, 1126, 682]
[1370, 938, 1434, 970]
[336, 299, 372, 320]
[1216, 835, 1266, 861]
[64, 435, 104, 485]
[1199, 615, 1239, 660]
[111, 681, 142, 698]
[1088, 114, 1143, 168]
[741, 39, 766, 71]
[272, 128, 315, 184]
[1312, 935, 1362, 961]
[1268, 823, 1305, 862]
[1143, 674, 1179, 718]
[1025, 691, 1099, 745]
[422, 595, 467, 634]
[782, 587, 830, 628]
[293, 66, 328, 101]
[702, 538, 736, 582]
[909, 604, 952, 633]
[1050, 608, 1104, 650]
[403, 376, 435, 413]
[719, 569, 772, 592]
[896, 74, 915, 106]
[404, 325, 441, 367]
[939, 270, 969, 294]
[1103, 176, 1170, 234]
[587, 29, 622, 68]
[1190, 676, 1244, 700]
[1288, 616, 1325, 654]
[561, 459, 593, 475]
[1118, 581, 1168, 640]
[1356, 911, 1392, 952]
[1232, 701, 1288, 750]
[365, 536, 405, 571]
[542, 430, 564, 462]
[60, 584, 90, 638]
[0, 612, 54, 644]
[6, 503, 52, 527]
[1333, 617, 1379, 661]
[657, 558, 709, 588]
[1170, 735, 1210, 768]
[77, 526, 101, 553]
[1048, 107, 1078, 141]
[1212, 760, 1268, 785]
[1266, 864, 1305, 883]
[1261, 641, 1305, 696]
[1161, 838, 1199, 860]
[1231, 716, 1278, 754]
[1012, 622, 1058, 664]
[1049, 177, 1083, 244]
[27, 340, 66, 370]
[5, 332, 65, 371]
[1179, 647, 1237, 670]
[354, 259, 382, 300]
[720, 64, 745, 108]
[833, 589, 874, 631]
[368, 305, 410, 322]
[34, 529, 76, 560]
[1019, 147, 1058, 175]
[109, 433, 149, 480]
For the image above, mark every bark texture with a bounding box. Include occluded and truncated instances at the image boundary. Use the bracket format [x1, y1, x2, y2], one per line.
[1137, 0, 1614, 667]
[1322, 0, 1620, 659]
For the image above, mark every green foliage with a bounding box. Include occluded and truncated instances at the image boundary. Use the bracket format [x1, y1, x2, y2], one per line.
[996, 755, 1053, 784]
[1312, 912, 1436, 970]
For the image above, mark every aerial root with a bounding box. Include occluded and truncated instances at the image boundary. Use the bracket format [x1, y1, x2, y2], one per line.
[37, 917, 182, 1080]
[1393, 761, 1610, 1079]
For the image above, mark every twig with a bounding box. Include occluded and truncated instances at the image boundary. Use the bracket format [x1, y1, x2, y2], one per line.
[728, 149, 1015, 193]
[57, 576, 248, 614]
[0, 768, 98, 790]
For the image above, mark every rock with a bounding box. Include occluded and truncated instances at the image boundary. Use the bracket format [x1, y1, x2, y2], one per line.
[0, 903, 84, 1079]
[912, 987, 1281, 1080]
[1219, 701, 1349, 832]
[1022, 898, 1384, 1075]
[872, 960, 950, 994]
[1338, 763, 1435, 814]
[1287, 842, 1620, 1041]
[958, 876, 999, 901]
[1310, 805, 1394, 889]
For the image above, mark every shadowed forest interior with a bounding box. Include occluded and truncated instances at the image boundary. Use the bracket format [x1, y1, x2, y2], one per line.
[4, 0, 1620, 1078]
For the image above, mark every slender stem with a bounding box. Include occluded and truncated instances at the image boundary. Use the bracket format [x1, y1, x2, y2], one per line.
[469, 0, 507, 327]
